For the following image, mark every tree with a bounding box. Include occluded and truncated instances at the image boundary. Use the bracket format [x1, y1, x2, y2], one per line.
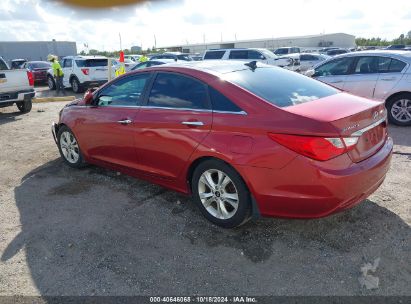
[407, 31, 411, 39]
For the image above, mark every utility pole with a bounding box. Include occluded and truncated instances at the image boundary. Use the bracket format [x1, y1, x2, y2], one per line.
[119, 32, 122, 50]
[154, 34, 157, 50]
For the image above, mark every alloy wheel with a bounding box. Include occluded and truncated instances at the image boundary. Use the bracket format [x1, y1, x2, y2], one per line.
[60, 131, 80, 164]
[198, 169, 239, 220]
[391, 99, 411, 123]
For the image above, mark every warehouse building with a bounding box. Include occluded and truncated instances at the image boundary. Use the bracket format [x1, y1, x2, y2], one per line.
[162, 33, 355, 54]
[0, 40, 77, 63]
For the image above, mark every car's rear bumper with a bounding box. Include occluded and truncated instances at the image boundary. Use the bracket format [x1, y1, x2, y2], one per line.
[239, 137, 393, 218]
[0, 89, 35, 107]
[82, 80, 107, 88]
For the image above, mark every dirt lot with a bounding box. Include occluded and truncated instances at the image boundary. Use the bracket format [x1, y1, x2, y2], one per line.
[0, 101, 410, 296]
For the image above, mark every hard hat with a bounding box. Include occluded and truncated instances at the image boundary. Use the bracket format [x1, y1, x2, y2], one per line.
[47, 54, 57, 61]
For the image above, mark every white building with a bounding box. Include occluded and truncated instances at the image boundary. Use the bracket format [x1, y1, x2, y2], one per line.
[161, 33, 355, 54]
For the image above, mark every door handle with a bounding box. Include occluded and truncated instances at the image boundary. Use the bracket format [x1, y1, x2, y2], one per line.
[117, 119, 132, 125]
[181, 121, 204, 126]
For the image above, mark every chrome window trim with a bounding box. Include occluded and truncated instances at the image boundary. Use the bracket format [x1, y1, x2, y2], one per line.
[140, 105, 247, 115]
[351, 115, 387, 137]
[141, 105, 211, 112]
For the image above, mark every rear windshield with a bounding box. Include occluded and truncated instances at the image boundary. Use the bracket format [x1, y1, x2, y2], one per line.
[30, 62, 50, 69]
[75, 59, 108, 67]
[224, 66, 339, 107]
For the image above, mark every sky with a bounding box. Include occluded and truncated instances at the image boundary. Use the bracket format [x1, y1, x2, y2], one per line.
[0, 0, 411, 52]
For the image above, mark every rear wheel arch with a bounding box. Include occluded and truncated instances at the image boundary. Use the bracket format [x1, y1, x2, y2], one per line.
[386, 91, 411, 103]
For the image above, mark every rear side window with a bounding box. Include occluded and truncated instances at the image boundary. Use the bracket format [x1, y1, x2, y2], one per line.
[63, 59, 72, 68]
[204, 51, 225, 60]
[389, 59, 406, 72]
[148, 73, 209, 110]
[225, 67, 339, 108]
[76, 59, 108, 67]
[209, 87, 243, 113]
[229, 50, 248, 59]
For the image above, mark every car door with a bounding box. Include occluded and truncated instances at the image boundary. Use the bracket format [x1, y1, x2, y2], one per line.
[313, 56, 355, 90]
[342, 56, 379, 98]
[62, 59, 73, 87]
[374, 57, 407, 100]
[133, 72, 212, 180]
[74, 73, 152, 169]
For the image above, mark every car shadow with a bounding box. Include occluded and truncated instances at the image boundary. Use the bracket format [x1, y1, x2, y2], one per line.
[0, 110, 24, 126]
[2, 159, 410, 295]
[389, 125, 411, 149]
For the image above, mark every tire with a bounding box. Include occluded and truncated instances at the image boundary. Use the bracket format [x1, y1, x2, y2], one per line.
[47, 75, 56, 90]
[16, 99, 32, 113]
[71, 77, 84, 93]
[191, 159, 251, 228]
[386, 93, 411, 126]
[57, 125, 87, 168]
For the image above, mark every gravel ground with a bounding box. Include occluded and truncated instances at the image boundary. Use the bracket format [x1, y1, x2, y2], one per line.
[0, 101, 410, 296]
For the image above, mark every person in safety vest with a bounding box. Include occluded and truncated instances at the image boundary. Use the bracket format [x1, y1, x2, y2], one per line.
[115, 51, 126, 77]
[48, 54, 65, 95]
[139, 53, 148, 63]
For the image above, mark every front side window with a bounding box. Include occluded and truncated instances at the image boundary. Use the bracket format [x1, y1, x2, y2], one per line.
[97, 73, 151, 107]
[225, 66, 339, 108]
[315, 57, 354, 76]
[148, 73, 209, 110]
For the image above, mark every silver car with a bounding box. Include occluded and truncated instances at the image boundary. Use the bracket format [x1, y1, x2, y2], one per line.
[306, 50, 411, 126]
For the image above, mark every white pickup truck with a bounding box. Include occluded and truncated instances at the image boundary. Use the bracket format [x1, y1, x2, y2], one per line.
[0, 56, 35, 113]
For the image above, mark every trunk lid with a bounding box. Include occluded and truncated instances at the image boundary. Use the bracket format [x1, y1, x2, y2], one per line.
[285, 92, 387, 162]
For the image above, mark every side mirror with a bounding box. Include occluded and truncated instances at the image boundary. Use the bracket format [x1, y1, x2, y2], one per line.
[83, 90, 94, 105]
[305, 69, 315, 77]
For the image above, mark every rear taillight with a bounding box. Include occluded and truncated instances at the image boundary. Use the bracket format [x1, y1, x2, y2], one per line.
[81, 68, 89, 75]
[268, 133, 359, 161]
[27, 71, 34, 86]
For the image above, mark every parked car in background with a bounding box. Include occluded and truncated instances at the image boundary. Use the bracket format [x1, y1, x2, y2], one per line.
[0, 56, 35, 113]
[124, 54, 141, 62]
[21, 61, 51, 84]
[131, 59, 177, 70]
[299, 53, 330, 72]
[52, 60, 392, 228]
[202, 48, 300, 71]
[305, 50, 411, 126]
[385, 45, 406, 50]
[326, 49, 350, 56]
[47, 56, 109, 93]
[273, 47, 300, 55]
[10, 59, 27, 69]
[318, 47, 340, 53]
[150, 52, 193, 61]
[111, 58, 137, 72]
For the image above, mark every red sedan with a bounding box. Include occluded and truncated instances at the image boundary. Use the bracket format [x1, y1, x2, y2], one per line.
[52, 61, 393, 228]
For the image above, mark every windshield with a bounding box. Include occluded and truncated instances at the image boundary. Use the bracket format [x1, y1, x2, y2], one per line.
[224, 66, 339, 107]
[259, 49, 277, 59]
[76, 59, 108, 67]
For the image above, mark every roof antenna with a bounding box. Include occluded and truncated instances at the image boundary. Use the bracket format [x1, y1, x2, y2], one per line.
[244, 60, 257, 70]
